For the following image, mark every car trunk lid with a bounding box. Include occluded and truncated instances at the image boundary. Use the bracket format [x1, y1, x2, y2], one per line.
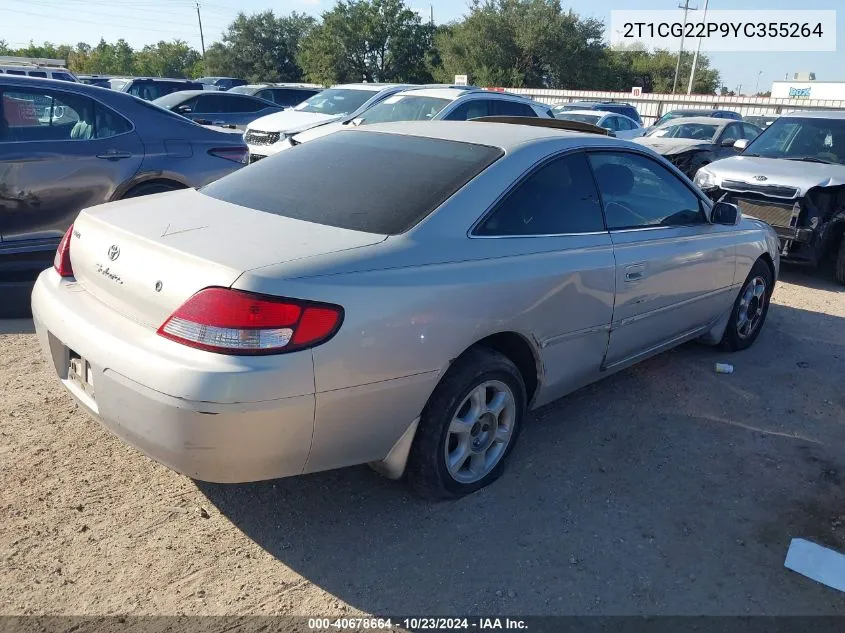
[70, 189, 386, 328]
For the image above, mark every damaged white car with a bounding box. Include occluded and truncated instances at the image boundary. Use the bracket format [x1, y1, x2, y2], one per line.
[695, 111, 845, 283]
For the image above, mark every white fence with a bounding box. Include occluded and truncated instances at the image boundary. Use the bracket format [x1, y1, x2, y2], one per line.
[501, 88, 845, 125]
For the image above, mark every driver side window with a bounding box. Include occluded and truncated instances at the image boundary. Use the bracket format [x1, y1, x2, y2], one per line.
[721, 123, 742, 144]
[588, 151, 706, 230]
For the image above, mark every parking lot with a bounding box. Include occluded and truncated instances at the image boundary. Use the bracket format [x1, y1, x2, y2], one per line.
[2, 267, 843, 615]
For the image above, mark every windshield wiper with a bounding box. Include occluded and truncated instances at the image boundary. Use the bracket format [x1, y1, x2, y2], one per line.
[740, 152, 761, 157]
[785, 156, 835, 164]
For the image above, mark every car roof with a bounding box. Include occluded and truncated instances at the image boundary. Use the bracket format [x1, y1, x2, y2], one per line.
[667, 108, 733, 114]
[354, 120, 624, 151]
[556, 109, 607, 116]
[129, 77, 200, 83]
[0, 74, 117, 94]
[660, 116, 731, 125]
[392, 87, 468, 100]
[782, 110, 845, 120]
[171, 90, 256, 98]
[330, 83, 403, 92]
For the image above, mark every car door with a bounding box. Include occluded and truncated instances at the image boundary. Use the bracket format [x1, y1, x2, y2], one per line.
[587, 150, 738, 370]
[472, 151, 615, 405]
[0, 85, 143, 243]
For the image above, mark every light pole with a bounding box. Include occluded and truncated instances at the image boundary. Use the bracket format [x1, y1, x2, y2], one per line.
[672, 0, 697, 94]
[754, 70, 763, 95]
[686, 0, 709, 94]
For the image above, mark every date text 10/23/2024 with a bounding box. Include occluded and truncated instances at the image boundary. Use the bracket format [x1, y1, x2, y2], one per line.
[307, 618, 528, 631]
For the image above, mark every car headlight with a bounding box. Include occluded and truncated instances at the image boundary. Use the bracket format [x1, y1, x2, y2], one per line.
[693, 167, 717, 190]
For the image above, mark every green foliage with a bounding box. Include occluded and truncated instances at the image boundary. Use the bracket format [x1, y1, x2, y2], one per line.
[202, 11, 316, 82]
[299, 0, 434, 85]
[0, 0, 721, 93]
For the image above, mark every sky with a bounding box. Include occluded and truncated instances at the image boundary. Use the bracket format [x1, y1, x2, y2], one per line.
[2, 0, 842, 93]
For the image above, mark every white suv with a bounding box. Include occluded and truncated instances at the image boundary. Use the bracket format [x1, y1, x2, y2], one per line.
[244, 83, 411, 162]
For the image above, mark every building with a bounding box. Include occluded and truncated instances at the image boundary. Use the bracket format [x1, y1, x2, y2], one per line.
[770, 74, 845, 101]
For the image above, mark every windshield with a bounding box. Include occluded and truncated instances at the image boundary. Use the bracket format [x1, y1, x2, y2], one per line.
[294, 88, 374, 115]
[554, 112, 601, 125]
[744, 117, 845, 165]
[228, 85, 254, 95]
[201, 131, 503, 235]
[649, 122, 718, 140]
[655, 111, 710, 126]
[133, 97, 202, 127]
[109, 78, 129, 91]
[197, 77, 218, 85]
[359, 95, 450, 124]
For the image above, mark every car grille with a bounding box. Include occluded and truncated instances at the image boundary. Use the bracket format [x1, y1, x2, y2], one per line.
[721, 180, 799, 199]
[734, 197, 800, 232]
[244, 130, 280, 146]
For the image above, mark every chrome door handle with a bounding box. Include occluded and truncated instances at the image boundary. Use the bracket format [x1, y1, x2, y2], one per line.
[96, 150, 132, 160]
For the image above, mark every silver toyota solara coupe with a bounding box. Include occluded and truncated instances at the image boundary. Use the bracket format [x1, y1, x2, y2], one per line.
[31, 120, 781, 498]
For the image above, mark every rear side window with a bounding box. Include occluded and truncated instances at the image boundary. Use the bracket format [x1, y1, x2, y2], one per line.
[28, 71, 47, 78]
[201, 131, 503, 235]
[493, 100, 537, 117]
[0, 88, 128, 141]
[445, 100, 493, 121]
[475, 153, 605, 236]
[226, 95, 267, 112]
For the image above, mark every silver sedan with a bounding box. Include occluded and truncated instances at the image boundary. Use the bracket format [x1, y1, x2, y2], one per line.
[31, 121, 781, 498]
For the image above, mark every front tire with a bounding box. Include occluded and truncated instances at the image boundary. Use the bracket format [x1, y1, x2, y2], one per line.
[719, 259, 774, 351]
[406, 347, 526, 500]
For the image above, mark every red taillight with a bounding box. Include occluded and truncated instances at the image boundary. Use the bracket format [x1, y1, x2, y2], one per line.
[54, 224, 74, 277]
[157, 287, 343, 355]
[208, 146, 248, 164]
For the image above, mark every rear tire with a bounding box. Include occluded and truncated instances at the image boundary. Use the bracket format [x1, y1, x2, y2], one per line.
[835, 234, 845, 285]
[406, 347, 526, 500]
[122, 182, 184, 199]
[719, 259, 774, 351]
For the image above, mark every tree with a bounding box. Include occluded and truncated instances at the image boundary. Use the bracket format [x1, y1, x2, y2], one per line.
[132, 40, 201, 78]
[202, 11, 316, 82]
[299, 0, 434, 85]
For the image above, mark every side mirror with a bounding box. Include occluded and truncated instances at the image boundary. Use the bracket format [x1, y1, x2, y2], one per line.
[711, 202, 740, 225]
[176, 104, 192, 114]
[720, 138, 738, 147]
[733, 138, 750, 151]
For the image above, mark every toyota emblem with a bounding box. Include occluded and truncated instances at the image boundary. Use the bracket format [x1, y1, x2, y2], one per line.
[753, 175, 768, 182]
[107, 245, 121, 261]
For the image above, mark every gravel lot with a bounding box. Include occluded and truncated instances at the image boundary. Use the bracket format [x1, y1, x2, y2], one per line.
[1, 268, 844, 616]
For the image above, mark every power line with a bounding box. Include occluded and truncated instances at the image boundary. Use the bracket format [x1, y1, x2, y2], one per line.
[3, 7, 205, 37]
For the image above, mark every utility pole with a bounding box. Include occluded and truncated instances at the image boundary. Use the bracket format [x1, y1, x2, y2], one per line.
[672, 0, 697, 94]
[686, 0, 708, 94]
[196, 1, 206, 57]
[754, 70, 762, 95]
[430, 4, 434, 26]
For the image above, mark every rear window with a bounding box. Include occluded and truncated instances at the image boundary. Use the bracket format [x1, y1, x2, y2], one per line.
[201, 131, 503, 235]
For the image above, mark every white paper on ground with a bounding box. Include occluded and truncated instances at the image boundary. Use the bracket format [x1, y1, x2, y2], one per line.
[784, 538, 845, 592]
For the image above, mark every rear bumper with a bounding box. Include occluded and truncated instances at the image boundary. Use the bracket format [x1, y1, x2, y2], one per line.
[31, 269, 316, 483]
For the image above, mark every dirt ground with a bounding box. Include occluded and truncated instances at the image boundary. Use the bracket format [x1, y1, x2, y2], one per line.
[1, 268, 844, 616]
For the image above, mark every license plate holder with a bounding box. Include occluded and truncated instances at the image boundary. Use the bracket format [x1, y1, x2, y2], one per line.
[68, 351, 95, 401]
